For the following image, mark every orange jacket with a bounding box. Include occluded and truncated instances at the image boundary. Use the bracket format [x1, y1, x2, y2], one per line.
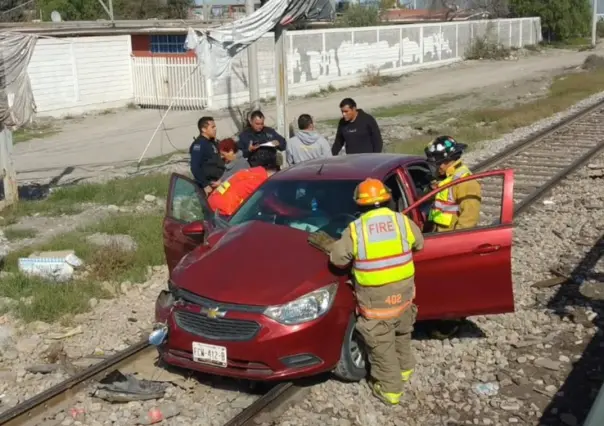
[208, 167, 268, 216]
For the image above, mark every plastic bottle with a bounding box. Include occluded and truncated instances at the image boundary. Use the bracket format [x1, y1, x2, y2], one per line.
[311, 197, 318, 212]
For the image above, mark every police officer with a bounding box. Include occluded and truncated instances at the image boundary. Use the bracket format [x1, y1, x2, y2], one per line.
[329, 179, 424, 406]
[190, 116, 225, 195]
[425, 136, 481, 232]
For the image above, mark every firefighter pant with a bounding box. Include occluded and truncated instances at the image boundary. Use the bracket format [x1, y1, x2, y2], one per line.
[355, 282, 417, 394]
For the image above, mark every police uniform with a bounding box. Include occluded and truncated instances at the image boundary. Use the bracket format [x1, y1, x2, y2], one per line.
[329, 179, 424, 406]
[189, 136, 225, 189]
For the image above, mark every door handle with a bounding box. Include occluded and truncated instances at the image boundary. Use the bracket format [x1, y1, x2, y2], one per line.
[473, 244, 501, 255]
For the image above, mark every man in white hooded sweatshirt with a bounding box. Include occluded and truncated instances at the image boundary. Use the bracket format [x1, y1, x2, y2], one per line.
[286, 114, 332, 166]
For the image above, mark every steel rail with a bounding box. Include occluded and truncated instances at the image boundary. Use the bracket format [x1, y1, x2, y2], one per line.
[0, 341, 151, 426]
[474, 99, 604, 173]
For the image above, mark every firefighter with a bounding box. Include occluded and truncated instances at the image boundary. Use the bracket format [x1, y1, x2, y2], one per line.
[207, 155, 278, 217]
[425, 136, 481, 233]
[329, 178, 424, 406]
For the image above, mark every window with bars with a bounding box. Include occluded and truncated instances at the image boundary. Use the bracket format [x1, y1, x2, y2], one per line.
[150, 35, 188, 54]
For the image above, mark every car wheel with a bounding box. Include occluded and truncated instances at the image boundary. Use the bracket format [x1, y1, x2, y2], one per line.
[333, 315, 368, 382]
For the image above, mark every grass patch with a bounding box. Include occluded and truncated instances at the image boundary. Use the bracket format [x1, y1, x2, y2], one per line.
[387, 68, 604, 154]
[13, 122, 60, 144]
[545, 37, 591, 50]
[0, 173, 169, 224]
[3, 228, 38, 241]
[371, 95, 465, 118]
[137, 152, 182, 167]
[0, 274, 110, 323]
[0, 213, 164, 322]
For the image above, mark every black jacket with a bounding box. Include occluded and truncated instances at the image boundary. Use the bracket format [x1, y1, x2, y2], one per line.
[237, 126, 286, 167]
[189, 136, 225, 188]
[331, 109, 383, 155]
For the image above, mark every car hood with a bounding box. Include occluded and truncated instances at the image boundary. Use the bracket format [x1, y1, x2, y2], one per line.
[172, 221, 336, 306]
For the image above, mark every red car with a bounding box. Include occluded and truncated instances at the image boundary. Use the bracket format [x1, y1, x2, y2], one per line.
[155, 154, 515, 382]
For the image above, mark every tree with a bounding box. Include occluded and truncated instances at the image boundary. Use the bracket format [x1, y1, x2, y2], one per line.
[37, 0, 192, 21]
[509, 0, 591, 42]
[0, 0, 30, 21]
[336, 4, 380, 27]
[38, 0, 104, 21]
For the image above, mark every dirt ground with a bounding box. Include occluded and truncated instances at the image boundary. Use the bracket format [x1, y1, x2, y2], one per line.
[12, 47, 603, 185]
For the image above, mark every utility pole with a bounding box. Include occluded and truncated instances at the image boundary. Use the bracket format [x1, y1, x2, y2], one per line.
[246, 0, 261, 111]
[592, 0, 598, 48]
[0, 125, 18, 211]
[274, 24, 288, 140]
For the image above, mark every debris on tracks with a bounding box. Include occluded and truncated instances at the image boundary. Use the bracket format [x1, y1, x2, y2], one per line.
[92, 370, 168, 402]
[137, 405, 180, 425]
[532, 276, 568, 289]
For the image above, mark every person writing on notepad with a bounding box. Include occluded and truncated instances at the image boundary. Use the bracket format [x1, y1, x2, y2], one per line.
[238, 110, 287, 168]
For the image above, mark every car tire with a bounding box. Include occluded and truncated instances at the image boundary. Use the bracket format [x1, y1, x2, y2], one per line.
[333, 315, 368, 382]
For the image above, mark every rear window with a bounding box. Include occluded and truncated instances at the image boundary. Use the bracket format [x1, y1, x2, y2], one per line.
[228, 179, 362, 238]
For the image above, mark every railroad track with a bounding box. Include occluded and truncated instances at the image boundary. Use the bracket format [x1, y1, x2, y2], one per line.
[2, 100, 604, 426]
[473, 99, 604, 217]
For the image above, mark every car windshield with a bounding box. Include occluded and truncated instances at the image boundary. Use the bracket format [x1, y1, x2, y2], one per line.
[226, 179, 363, 238]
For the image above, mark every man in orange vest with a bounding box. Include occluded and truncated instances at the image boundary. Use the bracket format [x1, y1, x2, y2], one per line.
[329, 178, 424, 406]
[207, 157, 278, 216]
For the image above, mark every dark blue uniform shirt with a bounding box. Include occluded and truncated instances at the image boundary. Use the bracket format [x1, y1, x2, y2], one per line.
[189, 136, 225, 188]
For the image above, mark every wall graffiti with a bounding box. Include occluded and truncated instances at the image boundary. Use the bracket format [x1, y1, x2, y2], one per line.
[206, 19, 542, 107]
[290, 30, 455, 85]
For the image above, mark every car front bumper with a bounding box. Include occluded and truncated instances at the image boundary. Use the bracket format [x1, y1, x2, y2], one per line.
[154, 289, 350, 381]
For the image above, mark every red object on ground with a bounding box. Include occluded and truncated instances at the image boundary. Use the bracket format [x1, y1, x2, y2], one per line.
[208, 167, 268, 216]
[147, 408, 164, 424]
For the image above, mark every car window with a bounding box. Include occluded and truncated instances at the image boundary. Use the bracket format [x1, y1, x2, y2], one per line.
[228, 179, 362, 238]
[408, 174, 503, 234]
[169, 176, 209, 223]
[406, 163, 433, 197]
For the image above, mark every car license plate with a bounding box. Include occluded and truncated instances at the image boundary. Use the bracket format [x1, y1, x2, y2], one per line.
[192, 342, 227, 368]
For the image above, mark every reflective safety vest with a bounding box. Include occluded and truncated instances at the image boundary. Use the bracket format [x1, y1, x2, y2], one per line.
[208, 167, 268, 216]
[428, 164, 472, 227]
[349, 207, 416, 286]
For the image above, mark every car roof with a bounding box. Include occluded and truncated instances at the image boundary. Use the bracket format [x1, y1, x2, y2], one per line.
[273, 153, 425, 181]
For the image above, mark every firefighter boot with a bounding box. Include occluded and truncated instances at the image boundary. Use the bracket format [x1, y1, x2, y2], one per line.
[401, 369, 414, 382]
[371, 382, 402, 406]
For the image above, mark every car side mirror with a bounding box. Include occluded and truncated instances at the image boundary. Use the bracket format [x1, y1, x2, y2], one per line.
[182, 220, 205, 241]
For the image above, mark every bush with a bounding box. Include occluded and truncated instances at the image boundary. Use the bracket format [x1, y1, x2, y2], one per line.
[465, 36, 511, 60]
[597, 19, 604, 39]
[336, 4, 380, 27]
[509, 0, 591, 42]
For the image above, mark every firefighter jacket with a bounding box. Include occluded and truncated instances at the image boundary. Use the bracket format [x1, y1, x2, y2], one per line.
[428, 161, 481, 232]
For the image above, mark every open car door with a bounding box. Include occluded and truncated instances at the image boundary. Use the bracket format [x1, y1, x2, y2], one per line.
[402, 169, 515, 320]
[164, 173, 214, 276]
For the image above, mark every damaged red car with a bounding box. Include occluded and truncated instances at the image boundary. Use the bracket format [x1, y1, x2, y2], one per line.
[155, 154, 515, 381]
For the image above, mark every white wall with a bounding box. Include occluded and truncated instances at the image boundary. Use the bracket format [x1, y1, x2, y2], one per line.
[28, 35, 134, 117]
[30, 19, 542, 115]
[210, 18, 542, 108]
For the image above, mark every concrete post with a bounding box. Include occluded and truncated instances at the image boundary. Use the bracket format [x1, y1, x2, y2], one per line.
[246, 0, 261, 111]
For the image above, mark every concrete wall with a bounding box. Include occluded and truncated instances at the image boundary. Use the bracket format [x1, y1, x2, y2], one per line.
[28, 35, 134, 117]
[210, 18, 542, 108]
[29, 19, 541, 115]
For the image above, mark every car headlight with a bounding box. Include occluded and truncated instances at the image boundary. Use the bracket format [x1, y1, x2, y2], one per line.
[263, 283, 337, 325]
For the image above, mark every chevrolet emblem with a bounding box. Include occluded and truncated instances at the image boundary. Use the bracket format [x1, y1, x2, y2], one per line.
[206, 307, 226, 319]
